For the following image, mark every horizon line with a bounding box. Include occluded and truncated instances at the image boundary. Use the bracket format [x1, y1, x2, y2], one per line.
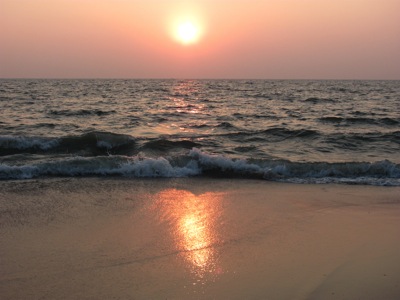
[1, 77, 399, 81]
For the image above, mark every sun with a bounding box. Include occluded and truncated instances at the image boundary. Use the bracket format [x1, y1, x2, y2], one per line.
[175, 21, 200, 45]
[167, 9, 205, 46]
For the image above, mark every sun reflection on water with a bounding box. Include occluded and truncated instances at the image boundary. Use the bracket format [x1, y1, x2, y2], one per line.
[153, 189, 223, 281]
[169, 80, 206, 115]
[158, 80, 213, 136]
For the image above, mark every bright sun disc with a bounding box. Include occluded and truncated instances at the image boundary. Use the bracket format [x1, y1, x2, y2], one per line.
[176, 21, 199, 45]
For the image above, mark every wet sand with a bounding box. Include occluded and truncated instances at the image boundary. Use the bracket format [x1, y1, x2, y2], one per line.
[1, 178, 400, 299]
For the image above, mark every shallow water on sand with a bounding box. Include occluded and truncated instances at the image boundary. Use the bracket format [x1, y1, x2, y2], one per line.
[1, 178, 400, 299]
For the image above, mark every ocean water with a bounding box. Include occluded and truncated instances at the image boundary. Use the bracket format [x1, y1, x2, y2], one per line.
[0, 79, 399, 185]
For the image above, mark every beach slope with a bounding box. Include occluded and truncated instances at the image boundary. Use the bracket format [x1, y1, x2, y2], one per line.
[1, 178, 399, 299]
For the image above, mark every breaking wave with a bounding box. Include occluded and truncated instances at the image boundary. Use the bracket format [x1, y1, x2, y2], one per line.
[0, 132, 136, 156]
[1, 148, 399, 186]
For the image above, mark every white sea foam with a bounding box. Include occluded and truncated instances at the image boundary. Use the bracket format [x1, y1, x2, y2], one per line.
[0, 164, 39, 179]
[0, 136, 59, 150]
[116, 157, 200, 177]
[0, 149, 399, 185]
[189, 148, 263, 174]
[0, 156, 200, 179]
[92, 132, 134, 149]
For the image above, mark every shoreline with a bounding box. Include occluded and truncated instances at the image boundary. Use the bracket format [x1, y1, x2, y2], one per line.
[1, 178, 400, 299]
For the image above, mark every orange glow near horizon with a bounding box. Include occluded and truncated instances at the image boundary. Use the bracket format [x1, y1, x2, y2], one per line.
[1, 0, 399, 79]
[153, 189, 224, 280]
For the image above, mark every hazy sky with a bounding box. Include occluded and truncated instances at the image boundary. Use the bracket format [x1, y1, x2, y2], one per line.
[1, 0, 399, 79]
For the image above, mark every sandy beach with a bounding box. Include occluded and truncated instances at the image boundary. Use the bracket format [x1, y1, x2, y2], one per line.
[1, 178, 399, 299]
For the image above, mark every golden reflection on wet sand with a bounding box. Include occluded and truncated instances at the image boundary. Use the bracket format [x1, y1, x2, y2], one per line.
[153, 189, 223, 281]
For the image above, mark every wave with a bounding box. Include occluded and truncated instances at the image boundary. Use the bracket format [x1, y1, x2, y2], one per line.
[0, 132, 205, 157]
[141, 139, 200, 152]
[0, 132, 136, 156]
[2, 129, 399, 160]
[0, 136, 60, 153]
[48, 109, 116, 117]
[220, 128, 399, 148]
[190, 149, 400, 184]
[224, 128, 320, 142]
[319, 116, 400, 126]
[0, 156, 198, 180]
[304, 97, 336, 103]
[1, 148, 399, 185]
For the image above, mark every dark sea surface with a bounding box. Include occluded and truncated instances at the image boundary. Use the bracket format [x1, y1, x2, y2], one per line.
[0, 79, 399, 185]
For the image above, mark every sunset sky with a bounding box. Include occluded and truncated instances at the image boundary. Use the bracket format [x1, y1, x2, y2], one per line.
[1, 0, 399, 79]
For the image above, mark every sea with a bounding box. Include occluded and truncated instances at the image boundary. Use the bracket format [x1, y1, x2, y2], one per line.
[0, 79, 399, 185]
